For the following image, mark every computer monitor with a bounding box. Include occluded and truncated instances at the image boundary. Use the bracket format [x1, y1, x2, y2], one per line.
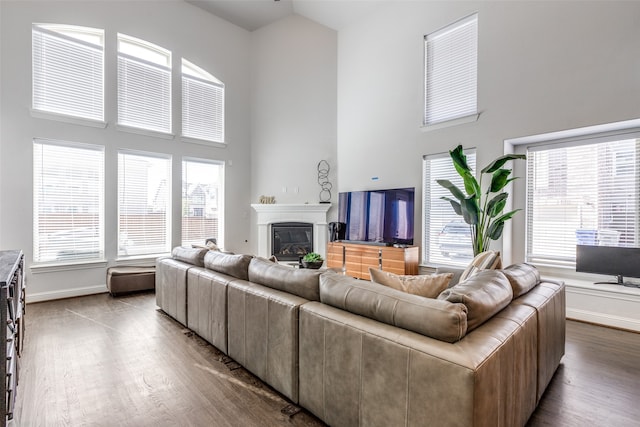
[576, 245, 640, 287]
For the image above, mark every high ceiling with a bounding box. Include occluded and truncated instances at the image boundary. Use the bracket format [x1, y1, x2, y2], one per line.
[186, 0, 389, 31]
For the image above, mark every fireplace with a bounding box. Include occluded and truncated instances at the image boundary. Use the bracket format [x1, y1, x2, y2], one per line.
[271, 222, 313, 261]
[251, 203, 331, 261]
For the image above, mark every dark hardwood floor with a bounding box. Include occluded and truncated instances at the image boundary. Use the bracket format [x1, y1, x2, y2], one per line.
[13, 292, 640, 426]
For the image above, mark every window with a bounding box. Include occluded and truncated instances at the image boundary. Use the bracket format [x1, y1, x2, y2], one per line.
[117, 34, 172, 133]
[182, 159, 224, 247]
[422, 149, 477, 266]
[424, 14, 478, 126]
[118, 151, 171, 257]
[182, 59, 225, 143]
[526, 137, 639, 267]
[33, 139, 104, 263]
[32, 24, 104, 121]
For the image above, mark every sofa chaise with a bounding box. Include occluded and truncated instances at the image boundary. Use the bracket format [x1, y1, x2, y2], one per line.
[156, 247, 565, 427]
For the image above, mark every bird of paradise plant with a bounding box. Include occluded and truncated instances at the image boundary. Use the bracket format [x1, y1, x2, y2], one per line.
[437, 145, 526, 255]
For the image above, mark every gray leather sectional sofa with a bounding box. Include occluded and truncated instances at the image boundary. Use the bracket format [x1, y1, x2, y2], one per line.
[156, 247, 565, 427]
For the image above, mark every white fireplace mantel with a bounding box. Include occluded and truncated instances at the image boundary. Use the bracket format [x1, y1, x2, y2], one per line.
[251, 203, 331, 259]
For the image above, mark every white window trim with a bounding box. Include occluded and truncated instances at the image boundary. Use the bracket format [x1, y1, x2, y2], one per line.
[180, 135, 227, 148]
[30, 108, 107, 128]
[181, 157, 225, 248]
[33, 138, 105, 266]
[421, 148, 477, 268]
[116, 123, 175, 139]
[181, 58, 225, 144]
[424, 13, 478, 127]
[32, 23, 105, 122]
[113, 256, 163, 264]
[117, 149, 173, 258]
[30, 260, 108, 273]
[505, 117, 640, 277]
[117, 34, 172, 134]
[420, 113, 479, 132]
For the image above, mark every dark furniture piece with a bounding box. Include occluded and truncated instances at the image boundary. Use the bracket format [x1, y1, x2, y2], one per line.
[0, 250, 25, 425]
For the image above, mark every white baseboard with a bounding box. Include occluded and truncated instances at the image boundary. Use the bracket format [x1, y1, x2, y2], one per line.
[26, 284, 108, 303]
[567, 307, 640, 332]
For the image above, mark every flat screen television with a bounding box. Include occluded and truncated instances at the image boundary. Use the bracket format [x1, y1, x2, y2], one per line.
[576, 244, 640, 287]
[338, 187, 415, 246]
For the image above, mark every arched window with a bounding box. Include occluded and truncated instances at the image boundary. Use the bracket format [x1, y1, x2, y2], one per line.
[117, 34, 172, 133]
[32, 24, 104, 121]
[182, 58, 225, 143]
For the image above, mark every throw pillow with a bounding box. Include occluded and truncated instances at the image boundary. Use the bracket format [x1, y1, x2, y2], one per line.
[203, 251, 253, 281]
[248, 257, 322, 301]
[502, 263, 540, 298]
[459, 250, 502, 282]
[369, 268, 453, 299]
[438, 269, 513, 332]
[171, 246, 208, 267]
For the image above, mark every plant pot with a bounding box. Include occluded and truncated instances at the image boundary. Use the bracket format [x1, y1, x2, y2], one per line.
[301, 260, 323, 269]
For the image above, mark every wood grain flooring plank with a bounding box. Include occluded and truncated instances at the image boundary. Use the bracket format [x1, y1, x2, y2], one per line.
[12, 292, 640, 427]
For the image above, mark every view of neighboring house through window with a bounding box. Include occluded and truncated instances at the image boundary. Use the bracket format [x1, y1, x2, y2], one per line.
[31, 23, 228, 263]
[422, 149, 477, 266]
[118, 151, 172, 257]
[526, 136, 639, 267]
[33, 139, 105, 263]
[182, 159, 224, 247]
[182, 58, 225, 143]
[424, 13, 478, 126]
[32, 24, 104, 121]
[117, 34, 172, 133]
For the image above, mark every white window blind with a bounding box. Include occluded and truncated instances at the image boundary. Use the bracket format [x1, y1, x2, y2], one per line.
[118, 151, 172, 257]
[117, 34, 172, 133]
[32, 24, 104, 121]
[422, 150, 476, 266]
[182, 59, 225, 143]
[33, 139, 104, 263]
[526, 138, 639, 267]
[424, 14, 478, 126]
[181, 158, 225, 247]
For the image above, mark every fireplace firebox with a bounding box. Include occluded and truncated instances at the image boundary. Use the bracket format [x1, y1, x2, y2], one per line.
[271, 222, 313, 261]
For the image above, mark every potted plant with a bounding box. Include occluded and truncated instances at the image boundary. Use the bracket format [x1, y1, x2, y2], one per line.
[301, 252, 324, 269]
[437, 145, 526, 256]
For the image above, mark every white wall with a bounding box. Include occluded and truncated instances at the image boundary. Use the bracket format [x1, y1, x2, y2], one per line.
[337, 0, 640, 260]
[336, 0, 640, 330]
[250, 15, 338, 234]
[0, 1, 252, 301]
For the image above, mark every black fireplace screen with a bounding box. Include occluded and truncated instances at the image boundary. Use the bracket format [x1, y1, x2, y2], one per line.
[271, 222, 313, 261]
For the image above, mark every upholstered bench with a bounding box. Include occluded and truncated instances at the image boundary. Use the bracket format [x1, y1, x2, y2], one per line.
[106, 265, 156, 296]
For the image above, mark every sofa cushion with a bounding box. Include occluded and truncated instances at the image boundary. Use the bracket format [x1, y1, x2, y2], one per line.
[248, 257, 322, 301]
[369, 268, 453, 298]
[320, 271, 468, 343]
[459, 250, 502, 282]
[502, 263, 540, 298]
[204, 250, 253, 281]
[171, 246, 208, 267]
[438, 269, 513, 332]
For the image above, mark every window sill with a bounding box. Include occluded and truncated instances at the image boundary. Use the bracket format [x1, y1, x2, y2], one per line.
[116, 124, 175, 140]
[421, 113, 479, 132]
[31, 259, 108, 274]
[420, 262, 468, 270]
[115, 253, 169, 264]
[30, 109, 107, 128]
[181, 135, 227, 149]
[535, 264, 640, 285]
